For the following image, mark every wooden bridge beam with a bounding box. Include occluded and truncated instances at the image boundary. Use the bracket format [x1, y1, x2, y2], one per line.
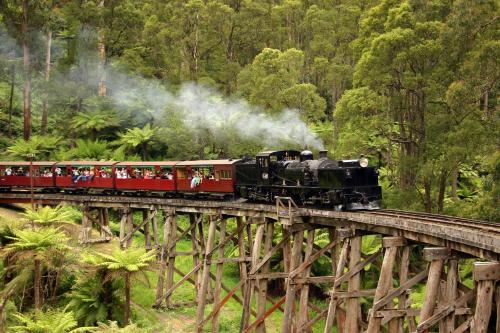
[366, 236, 406, 333]
[419, 247, 451, 333]
[471, 262, 500, 333]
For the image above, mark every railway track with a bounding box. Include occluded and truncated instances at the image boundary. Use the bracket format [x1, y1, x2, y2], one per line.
[369, 209, 500, 234]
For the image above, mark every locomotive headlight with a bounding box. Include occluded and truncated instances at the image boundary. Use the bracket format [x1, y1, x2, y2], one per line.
[262, 172, 269, 180]
[359, 157, 369, 168]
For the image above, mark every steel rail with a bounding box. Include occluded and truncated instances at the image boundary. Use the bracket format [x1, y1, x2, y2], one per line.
[368, 210, 500, 234]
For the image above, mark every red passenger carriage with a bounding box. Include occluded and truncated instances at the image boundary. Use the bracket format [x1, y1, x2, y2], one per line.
[115, 161, 178, 193]
[175, 160, 239, 197]
[54, 161, 117, 191]
[0, 162, 56, 190]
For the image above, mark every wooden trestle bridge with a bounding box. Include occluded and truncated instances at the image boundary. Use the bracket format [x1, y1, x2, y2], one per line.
[1, 192, 499, 333]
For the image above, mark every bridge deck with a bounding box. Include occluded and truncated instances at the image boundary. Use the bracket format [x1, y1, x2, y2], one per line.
[1, 192, 498, 260]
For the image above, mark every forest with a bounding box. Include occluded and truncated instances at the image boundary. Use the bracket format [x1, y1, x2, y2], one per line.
[0, 0, 498, 332]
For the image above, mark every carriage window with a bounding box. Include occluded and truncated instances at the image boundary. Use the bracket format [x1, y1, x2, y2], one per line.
[159, 167, 174, 179]
[258, 158, 269, 168]
[55, 167, 67, 176]
[0, 167, 14, 176]
[270, 156, 278, 162]
[177, 167, 187, 179]
[220, 170, 232, 180]
[98, 167, 112, 178]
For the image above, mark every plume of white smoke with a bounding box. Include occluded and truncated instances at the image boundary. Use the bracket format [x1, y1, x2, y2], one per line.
[110, 72, 324, 150]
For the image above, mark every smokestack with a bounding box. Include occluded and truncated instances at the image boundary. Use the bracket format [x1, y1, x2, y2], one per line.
[319, 150, 328, 159]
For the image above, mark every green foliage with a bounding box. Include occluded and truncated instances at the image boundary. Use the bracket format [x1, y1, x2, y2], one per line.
[9, 307, 93, 333]
[87, 248, 156, 274]
[114, 124, 158, 160]
[71, 111, 120, 141]
[67, 276, 123, 327]
[67, 140, 113, 161]
[21, 205, 77, 226]
[6, 136, 62, 160]
[3, 227, 69, 257]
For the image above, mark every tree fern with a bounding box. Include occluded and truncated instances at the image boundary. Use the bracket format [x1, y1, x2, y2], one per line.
[9, 307, 94, 332]
[21, 205, 77, 226]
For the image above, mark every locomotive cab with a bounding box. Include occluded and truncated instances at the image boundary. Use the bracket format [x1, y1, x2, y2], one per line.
[256, 150, 301, 186]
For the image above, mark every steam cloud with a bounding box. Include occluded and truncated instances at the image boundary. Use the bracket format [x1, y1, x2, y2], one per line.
[111, 76, 324, 150]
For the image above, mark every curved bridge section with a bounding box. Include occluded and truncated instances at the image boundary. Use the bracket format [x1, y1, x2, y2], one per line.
[1, 192, 499, 332]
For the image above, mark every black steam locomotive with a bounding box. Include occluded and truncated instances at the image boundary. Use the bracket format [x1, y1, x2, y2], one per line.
[235, 150, 381, 210]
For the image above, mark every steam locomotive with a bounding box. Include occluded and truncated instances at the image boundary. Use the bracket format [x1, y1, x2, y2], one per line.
[0, 150, 381, 211]
[235, 150, 381, 210]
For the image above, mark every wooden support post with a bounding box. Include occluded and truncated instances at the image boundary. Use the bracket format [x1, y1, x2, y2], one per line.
[282, 225, 292, 274]
[196, 215, 217, 333]
[252, 221, 266, 333]
[152, 209, 159, 248]
[126, 208, 133, 248]
[470, 262, 500, 333]
[212, 218, 226, 333]
[154, 210, 171, 308]
[165, 212, 177, 308]
[255, 219, 274, 333]
[98, 208, 105, 237]
[281, 228, 304, 333]
[324, 237, 349, 333]
[345, 235, 361, 333]
[397, 246, 411, 333]
[79, 205, 90, 243]
[190, 214, 201, 302]
[298, 229, 315, 333]
[236, 217, 248, 298]
[366, 237, 405, 333]
[419, 247, 450, 333]
[444, 259, 458, 333]
[496, 284, 500, 333]
[241, 219, 265, 332]
[143, 209, 151, 250]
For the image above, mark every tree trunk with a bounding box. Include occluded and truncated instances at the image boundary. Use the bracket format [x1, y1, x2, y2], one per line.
[8, 63, 15, 138]
[124, 272, 131, 324]
[34, 258, 42, 310]
[41, 30, 52, 135]
[450, 169, 458, 200]
[22, 0, 31, 141]
[0, 290, 14, 333]
[142, 142, 148, 161]
[98, 0, 107, 96]
[437, 170, 447, 214]
[423, 178, 432, 213]
[51, 269, 60, 301]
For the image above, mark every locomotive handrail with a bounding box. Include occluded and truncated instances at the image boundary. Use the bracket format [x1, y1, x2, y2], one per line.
[275, 196, 299, 226]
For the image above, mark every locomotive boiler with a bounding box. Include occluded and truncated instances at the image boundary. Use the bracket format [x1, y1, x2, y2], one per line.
[235, 150, 381, 210]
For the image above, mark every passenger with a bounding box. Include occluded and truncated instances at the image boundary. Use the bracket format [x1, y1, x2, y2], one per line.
[120, 168, 128, 179]
[116, 168, 122, 179]
[55, 167, 62, 176]
[72, 169, 80, 183]
[43, 169, 52, 177]
[5, 167, 12, 176]
[144, 169, 154, 179]
[99, 168, 108, 178]
[191, 171, 202, 188]
[167, 172, 174, 180]
[89, 169, 95, 181]
[133, 168, 142, 179]
[17, 167, 24, 176]
[209, 173, 215, 180]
